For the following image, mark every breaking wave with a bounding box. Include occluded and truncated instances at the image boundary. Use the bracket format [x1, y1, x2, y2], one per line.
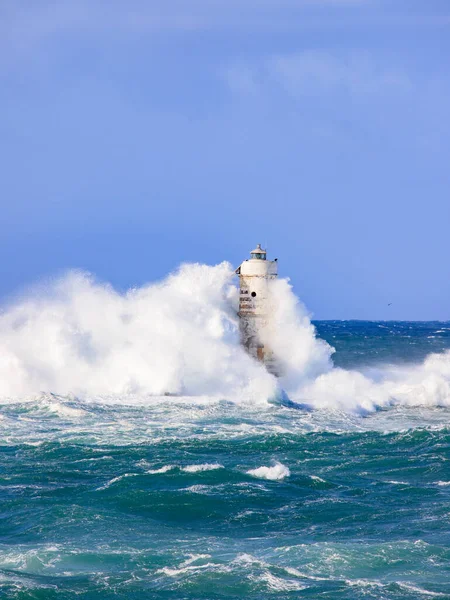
[0, 262, 331, 402]
[0, 263, 276, 401]
[1, 262, 450, 413]
[247, 461, 290, 481]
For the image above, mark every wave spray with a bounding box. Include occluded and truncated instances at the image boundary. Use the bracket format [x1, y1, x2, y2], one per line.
[1, 262, 450, 413]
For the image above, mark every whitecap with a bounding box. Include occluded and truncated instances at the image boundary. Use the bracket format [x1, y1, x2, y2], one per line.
[147, 465, 174, 474]
[247, 461, 290, 481]
[250, 572, 306, 591]
[310, 475, 326, 483]
[182, 463, 224, 473]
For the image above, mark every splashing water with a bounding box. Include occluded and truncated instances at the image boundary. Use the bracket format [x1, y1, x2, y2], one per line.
[247, 461, 291, 481]
[1, 262, 450, 414]
[0, 263, 275, 401]
[0, 262, 331, 403]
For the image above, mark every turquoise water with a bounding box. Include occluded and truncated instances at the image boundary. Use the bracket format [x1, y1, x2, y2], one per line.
[2, 322, 450, 599]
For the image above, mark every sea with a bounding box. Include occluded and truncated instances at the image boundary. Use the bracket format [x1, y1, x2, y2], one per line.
[1, 265, 450, 599]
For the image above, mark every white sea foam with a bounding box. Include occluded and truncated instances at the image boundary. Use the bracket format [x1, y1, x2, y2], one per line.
[247, 461, 290, 481]
[300, 353, 450, 413]
[182, 463, 224, 473]
[156, 563, 219, 577]
[259, 277, 333, 384]
[232, 553, 270, 567]
[255, 572, 306, 591]
[179, 554, 212, 567]
[182, 484, 212, 494]
[147, 465, 174, 474]
[146, 464, 223, 474]
[2, 262, 450, 415]
[0, 264, 277, 402]
[37, 394, 87, 417]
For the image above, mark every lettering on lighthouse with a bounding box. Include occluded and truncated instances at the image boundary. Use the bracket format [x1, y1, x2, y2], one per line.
[235, 244, 279, 375]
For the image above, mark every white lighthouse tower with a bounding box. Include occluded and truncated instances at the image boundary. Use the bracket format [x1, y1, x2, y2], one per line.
[235, 244, 278, 375]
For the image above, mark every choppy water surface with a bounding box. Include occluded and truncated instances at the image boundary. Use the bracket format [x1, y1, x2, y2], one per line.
[1, 321, 450, 599]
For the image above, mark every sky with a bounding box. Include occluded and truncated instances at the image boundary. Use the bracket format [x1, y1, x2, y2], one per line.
[1, 0, 449, 320]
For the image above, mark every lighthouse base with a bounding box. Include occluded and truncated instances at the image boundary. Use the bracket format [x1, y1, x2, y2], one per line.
[240, 329, 279, 377]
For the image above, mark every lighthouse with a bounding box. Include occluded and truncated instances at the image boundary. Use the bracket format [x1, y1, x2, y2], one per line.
[235, 244, 278, 375]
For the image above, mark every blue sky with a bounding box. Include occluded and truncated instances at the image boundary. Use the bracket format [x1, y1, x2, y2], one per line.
[1, 0, 449, 319]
